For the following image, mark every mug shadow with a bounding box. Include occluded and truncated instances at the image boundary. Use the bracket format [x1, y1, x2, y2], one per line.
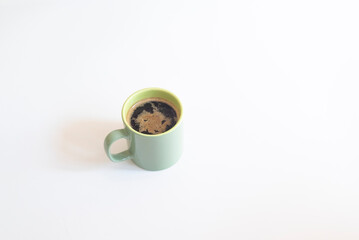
[56, 119, 139, 171]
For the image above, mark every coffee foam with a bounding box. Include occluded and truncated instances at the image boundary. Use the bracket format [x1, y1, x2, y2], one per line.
[127, 97, 179, 135]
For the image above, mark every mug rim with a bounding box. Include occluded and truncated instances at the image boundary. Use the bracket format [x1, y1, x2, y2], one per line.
[121, 87, 183, 137]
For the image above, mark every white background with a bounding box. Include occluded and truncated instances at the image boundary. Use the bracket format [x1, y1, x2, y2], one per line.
[1, 0, 359, 239]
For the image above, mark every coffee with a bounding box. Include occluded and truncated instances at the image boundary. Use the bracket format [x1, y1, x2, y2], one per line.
[127, 97, 179, 135]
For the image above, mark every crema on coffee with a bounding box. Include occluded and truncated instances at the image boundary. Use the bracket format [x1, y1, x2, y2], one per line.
[127, 97, 179, 135]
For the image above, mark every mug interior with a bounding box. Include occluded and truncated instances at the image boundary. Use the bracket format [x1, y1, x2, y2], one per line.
[122, 88, 182, 136]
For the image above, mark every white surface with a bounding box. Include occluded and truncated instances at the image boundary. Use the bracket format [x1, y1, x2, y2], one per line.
[1, 0, 359, 239]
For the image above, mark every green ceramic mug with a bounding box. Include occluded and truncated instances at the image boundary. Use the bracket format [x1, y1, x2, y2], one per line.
[104, 88, 183, 171]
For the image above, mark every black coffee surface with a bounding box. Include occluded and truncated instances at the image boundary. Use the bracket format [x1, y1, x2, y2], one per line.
[129, 100, 178, 135]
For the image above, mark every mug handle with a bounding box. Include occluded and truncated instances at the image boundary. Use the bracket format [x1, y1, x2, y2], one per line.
[104, 129, 132, 162]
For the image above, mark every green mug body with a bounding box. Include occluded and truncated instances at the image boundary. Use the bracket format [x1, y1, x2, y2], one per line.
[104, 88, 183, 171]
